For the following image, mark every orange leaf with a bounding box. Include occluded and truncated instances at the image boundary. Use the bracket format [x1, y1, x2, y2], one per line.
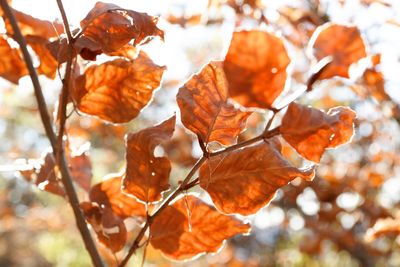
[3, 8, 64, 39]
[68, 152, 92, 192]
[177, 62, 251, 146]
[80, 202, 127, 252]
[199, 140, 315, 215]
[362, 69, 390, 101]
[223, 30, 290, 109]
[366, 214, 400, 242]
[310, 23, 366, 79]
[26, 35, 58, 79]
[90, 174, 146, 218]
[150, 195, 250, 260]
[280, 102, 356, 163]
[36, 153, 65, 197]
[73, 51, 165, 123]
[123, 116, 175, 203]
[76, 1, 163, 57]
[0, 35, 27, 84]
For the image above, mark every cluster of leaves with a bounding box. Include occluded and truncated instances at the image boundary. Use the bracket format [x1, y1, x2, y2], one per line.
[2, 0, 400, 266]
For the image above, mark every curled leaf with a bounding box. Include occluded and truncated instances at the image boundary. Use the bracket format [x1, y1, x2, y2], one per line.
[73, 52, 165, 123]
[123, 116, 175, 203]
[75, 1, 164, 58]
[223, 30, 290, 109]
[199, 140, 315, 215]
[310, 23, 366, 79]
[150, 195, 251, 260]
[177, 62, 251, 146]
[280, 102, 356, 163]
[80, 202, 127, 252]
[36, 153, 65, 197]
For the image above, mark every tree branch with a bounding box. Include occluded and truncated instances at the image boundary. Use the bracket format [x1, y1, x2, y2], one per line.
[119, 126, 281, 266]
[0, 1, 104, 266]
[55, 0, 75, 159]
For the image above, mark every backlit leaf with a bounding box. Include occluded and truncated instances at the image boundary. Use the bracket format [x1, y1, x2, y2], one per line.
[75, 1, 163, 58]
[150, 195, 251, 260]
[90, 174, 146, 218]
[4, 8, 63, 39]
[0, 35, 27, 84]
[36, 153, 65, 197]
[199, 140, 315, 215]
[280, 102, 356, 163]
[223, 30, 290, 109]
[177, 62, 251, 146]
[80, 202, 127, 252]
[26, 35, 58, 79]
[123, 116, 175, 203]
[73, 51, 165, 123]
[310, 23, 366, 79]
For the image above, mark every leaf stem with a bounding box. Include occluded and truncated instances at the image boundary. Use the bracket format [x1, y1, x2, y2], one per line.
[0, 1, 104, 266]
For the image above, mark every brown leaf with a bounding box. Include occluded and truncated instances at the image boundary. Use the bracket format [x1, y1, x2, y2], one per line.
[80, 202, 127, 252]
[199, 140, 315, 215]
[310, 23, 367, 79]
[123, 116, 175, 203]
[223, 30, 290, 109]
[280, 102, 356, 163]
[163, 127, 198, 167]
[177, 62, 251, 146]
[36, 153, 65, 197]
[76, 1, 163, 57]
[4, 8, 64, 39]
[105, 44, 138, 60]
[366, 214, 400, 242]
[362, 69, 390, 101]
[68, 152, 92, 192]
[150, 195, 251, 260]
[26, 35, 58, 79]
[306, 56, 333, 92]
[0, 35, 27, 84]
[90, 174, 146, 218]
[73, 51, 165, 123]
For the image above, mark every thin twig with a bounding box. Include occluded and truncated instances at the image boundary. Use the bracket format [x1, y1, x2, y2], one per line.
[0, 1, 104, 266]
[55, 0, 75, 161]
[210, 127, 280, 157]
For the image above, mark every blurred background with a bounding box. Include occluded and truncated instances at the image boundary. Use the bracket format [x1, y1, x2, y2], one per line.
[1, 0, 400, 266]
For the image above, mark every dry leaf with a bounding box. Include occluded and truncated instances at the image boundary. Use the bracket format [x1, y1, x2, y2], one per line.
[26, 35, 58, 79]
[0, 35, 27, 84]
[68, 152, 92, 192]
[73, 51, 165, 123]
[123, 116, 175, 203]
[223, 30, 290, 109]
[280, 102, 356, 163]
[177, 62, 251, 146]
[36, 153, 65, 197]
[80, 202, 127, 252]
[310, 23, 366, 79]
[4, 8, 63, 39]
[75, 1, 163, 57]
[199, 140, 315, 215]
[150, 195, 251, 260]
[90, 174, 146, 218]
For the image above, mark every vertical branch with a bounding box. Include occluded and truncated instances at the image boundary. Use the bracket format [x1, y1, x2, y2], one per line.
[0, 1, 104, 266]
[55, 0, 74, 156]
